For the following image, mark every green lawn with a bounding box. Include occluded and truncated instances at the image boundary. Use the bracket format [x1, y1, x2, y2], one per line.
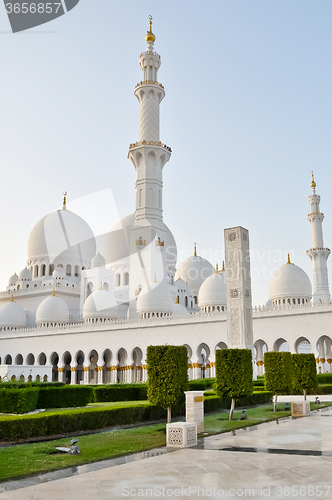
[0, 402, 330, 483]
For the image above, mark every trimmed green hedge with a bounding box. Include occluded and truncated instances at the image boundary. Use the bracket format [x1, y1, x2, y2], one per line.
[264, 352, 292, 394]
[0, 388, 39, 414]
[188, 378, 215, 391]
[93, 384, 148, 402]
[0, 382, 64, 389]
[204, 391, 273, 413]
[317, 373, 332, 385]
[36, 386, 93, 409]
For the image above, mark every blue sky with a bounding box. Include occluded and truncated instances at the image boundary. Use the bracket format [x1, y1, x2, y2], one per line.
[0, 0, 331, 306]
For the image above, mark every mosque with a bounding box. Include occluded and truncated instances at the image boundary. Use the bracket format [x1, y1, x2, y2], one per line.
[0, 19, 332, 384]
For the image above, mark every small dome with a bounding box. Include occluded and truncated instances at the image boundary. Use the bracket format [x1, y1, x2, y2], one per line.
[53, 266, 66, 278]
[36, 292, 69, 325]
[174, 277, 186, 290]
[91, 252, 106, 268]
[19, 268, 32, 281]
[269, 258, 312, 303]
[83, 289, 118, 320]
[173, 302, 189, 316]
[8, 273, 18, 286]
[0, 298, 26, 328]
[198, 271, 227, 310]
[137, 278, 173, 317]
[175, 254, 215, 293]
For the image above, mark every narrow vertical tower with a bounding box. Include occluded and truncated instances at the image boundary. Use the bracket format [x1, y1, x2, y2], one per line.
[128, 16, 171, 221]
[307, 173, 331, 302]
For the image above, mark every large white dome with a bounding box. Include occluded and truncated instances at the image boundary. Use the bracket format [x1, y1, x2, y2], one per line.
[269, 258, 312, 304]
[137, 279, 174, 317]
[36, 293, 69, 326]
[175, 253, 215, 294]
[198, 270, 227, 310]
[104, 214, 177, 271]
[0, 298, 26, 328]
[83, 289, 118, 321]
[27, 208, 96, 267]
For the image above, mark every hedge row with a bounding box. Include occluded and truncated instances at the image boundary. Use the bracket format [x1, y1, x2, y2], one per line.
[0, 382, 64, 389]
[317, 373, 332, 385]
[0, 388, 39, 414]
[0, 403, 184, 442]
[0, 392, 273, 442]
[188, 378, 215, 391]
[93, 384, 148, 402]
[36, 386, 93, 409]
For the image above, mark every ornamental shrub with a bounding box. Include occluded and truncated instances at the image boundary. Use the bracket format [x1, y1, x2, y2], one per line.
[292, 353, 317, 399]
[264, 351, 292, 411]
[215, 349, 253, 420]
[0, 387, 39, 414]
[93, 384, 148, 402]
[147, 345, 189, 423]
[36, 386, 93, 409]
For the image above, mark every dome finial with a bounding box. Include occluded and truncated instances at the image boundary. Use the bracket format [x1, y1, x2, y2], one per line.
[100, 281, 103, 290]
[285, 253, 294, 265]
[194, 242, 197, 256]
[62, 191, 67, 210]
[10, 294, 14, 302]
[175, 296, 179, 304]
[145, 15, 155, 43]
[222, 260, 225, 272]
[152, 273, 158, 283]
[52, 288, 56, 296]
[215, 263, 219, 274]
[311, 171, 316, 189]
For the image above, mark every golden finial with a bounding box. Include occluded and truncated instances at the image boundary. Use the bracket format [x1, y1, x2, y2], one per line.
[284, 253, 294, 265]
[311, 171, 316, 188]
[62, 191, 67, 210]
[194, 242, 197, 257]
[175, 296, 179, 304]
[215, 263, 219, 274]
[100, 281, 103, 290]
[152, 273, 158, 283]
[222, 260, 225, 271]
[145, 15, 156, 43]
[10, 294, 14, 302]
[52, 288, 56, 296]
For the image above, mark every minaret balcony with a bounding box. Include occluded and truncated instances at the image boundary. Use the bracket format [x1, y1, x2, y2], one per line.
[140, 51, 160, 59]
[129, 140, 172, 153]
[307, 247, 331, 253]
[135, 81, 164, 89]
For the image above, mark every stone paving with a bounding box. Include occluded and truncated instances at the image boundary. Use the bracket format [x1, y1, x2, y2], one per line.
[1, 403, 332, 499]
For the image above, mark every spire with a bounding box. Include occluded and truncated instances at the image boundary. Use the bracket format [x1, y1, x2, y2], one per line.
[222, 260, 225, 272]
[62, 191, 67, 210]
[215, 263, 219, 274]
[311, 171, 316, 194]
[284, 253, 294, 265]
[10, 294, 14, 302]
[145, 15, 155, 44]
[52, 288, 56, 296]
[152, 273, 158, 283]
[194, 242, 197, 257]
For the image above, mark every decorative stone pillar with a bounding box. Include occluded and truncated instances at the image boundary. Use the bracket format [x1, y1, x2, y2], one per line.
[166, 422, 197, 448]
[83, 366, 89, 385]
[188, 363, 193, 381]
[108, 366, 117, 384]
[58, 367, 65, 383]
[209, 362, 216, 378]
[185, 391, 205, 433]
[225, 226, 253, 350]
[142, 364, 148, 382]
[97, 366, 103, 385]
[192, 363, 202, 380]
[257, 360, 264, 376]
[70, 367, 76, 385]
[125, 365, 134, 384]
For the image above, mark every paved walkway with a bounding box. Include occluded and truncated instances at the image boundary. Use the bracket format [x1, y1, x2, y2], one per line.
[1, 406, 332, 499]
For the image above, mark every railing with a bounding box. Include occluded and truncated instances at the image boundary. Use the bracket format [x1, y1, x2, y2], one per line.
[0, 282, 81, 297]
[306, 247, 330, 253]
[129, 140, 171, 153]
[139, 51, 160, 59]
[135, 80, 164, 89]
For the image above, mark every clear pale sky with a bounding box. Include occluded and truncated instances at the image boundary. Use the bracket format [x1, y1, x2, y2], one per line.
[0, 0, 331, 306]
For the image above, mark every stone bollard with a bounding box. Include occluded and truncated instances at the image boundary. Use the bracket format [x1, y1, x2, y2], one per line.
[166, 422, 197, 448]
[291, 401, 311, 418]
[185, 391, 205, 434]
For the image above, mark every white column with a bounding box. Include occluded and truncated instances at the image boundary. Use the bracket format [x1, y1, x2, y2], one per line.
[83, 367, 89, 385]
[70, 368, 76, 385]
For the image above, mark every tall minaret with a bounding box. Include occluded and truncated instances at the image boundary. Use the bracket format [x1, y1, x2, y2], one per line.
[128, 16, 171, 221]
[307, 173, 331, 302]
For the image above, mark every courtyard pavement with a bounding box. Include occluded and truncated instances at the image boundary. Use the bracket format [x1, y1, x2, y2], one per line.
[1, 398, 332, 499]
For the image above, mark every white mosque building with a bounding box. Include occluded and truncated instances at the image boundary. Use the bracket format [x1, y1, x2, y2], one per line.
[0, 19, 332, 384]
